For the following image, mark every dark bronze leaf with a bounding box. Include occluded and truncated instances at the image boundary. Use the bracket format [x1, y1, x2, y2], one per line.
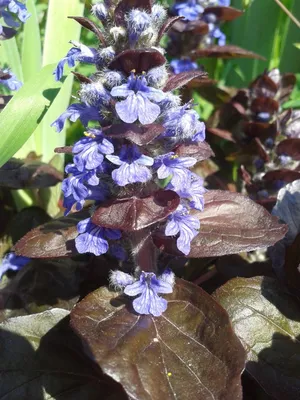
[280, 73, 297, 103]
[276, 139, 300, 160]
[214, 276, 300, 400]
[91, 190, 180, 231]
[114, 0, 152, 25]
[14, 211, 90, 258]
[250, 74, 278, 97]
[153, 190, 287, 257]
[54, 146, 73, 154]
[203, 6, 243, 21]
[103, 123, 164, 145]
[70, 279, 246, 400]
[0, 158, 63, 189]
[174, 141, 215, 161]
[250, 97, 279, 114]
[71, 71, 92, 84]
[163, 70, 208, 92]
[68, 16, 106, 45]
[207, 127, 235, 142]
[244, 122, 277, 139]
[191, 45, 265, 60]
[109, 49, 166, 74]
[172, 19, 209, 34]
[263, 169, 300, 183]
[156, 16, 184, 43]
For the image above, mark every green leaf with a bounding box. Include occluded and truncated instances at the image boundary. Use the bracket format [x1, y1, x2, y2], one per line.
[0, 64, 64, 168]
[0, 38, 23, 84]
[71, 279, 246, 400]
[214, 276, 300, 400]
[21, 0, 42, 82]
[0, 309, 127, 399]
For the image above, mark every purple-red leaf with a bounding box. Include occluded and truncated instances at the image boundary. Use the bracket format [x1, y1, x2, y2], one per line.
[153, 190, 287, 257]
[276, 139, 300, 160]
[263, 169, 300, 183]
[251, 97, 279, 114]
[172, 19, 209, 34]
[214, 276, 300, 400]
[203, 6, 243, 21]
[163, 70, 208, 92]
[244, 122, 277, 139]
[68, 16, 106, 45]
[54, 146, 73, 154]
[91, 190, 180, 231]
[71, 71, 92, 84]
[191, 45, 265, 60]
[174, 141, 215, 161]
[156, 16, 184, 43]
[207, 127, 235, 142]
[70, 279, 246, 400]
[103, 123, 164, 145]
[114, 0, 152, 25]
[109, 49, 166, 75]
[14, 211, 89, 258]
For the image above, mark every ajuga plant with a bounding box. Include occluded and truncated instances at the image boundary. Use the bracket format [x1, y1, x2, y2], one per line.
[0, 0, 30, 92]
[208, 68, 299, 211]
[166, 0, 263, 75]
[12, 1, 289, 398]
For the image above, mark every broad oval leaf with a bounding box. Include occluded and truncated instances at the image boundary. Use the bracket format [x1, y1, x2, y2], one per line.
[14, 211, 90, 258]
[70, 279, 246, 400]
[109, 49, 166, 74]
[153, 190, 287, 257]
[92, 190, 180, 231]
[0, 309, 128, 399]
[0, 64, 63, 168]
[103, 123, 164, 145]
[191, 45, 265, 60]
[163, 71, 208, 92]
[263, 169, 300, 183]
[174, 141, 215, 161]
[214, 276, 300, 400]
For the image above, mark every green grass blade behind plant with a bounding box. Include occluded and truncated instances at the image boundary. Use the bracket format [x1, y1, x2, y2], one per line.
[34, 0, 85, 216]
[0, 63, 64, 167]
[0, 38, 23, 84]
[225, 0, 282, 87]
[21, 0, 42, 82]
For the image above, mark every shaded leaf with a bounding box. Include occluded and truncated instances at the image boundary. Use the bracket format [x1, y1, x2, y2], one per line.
[276, 139, 300, 160]
[14, 211, 90, 258]
[174, 141, 215, 161]
[71, 279, 246, 400]
[153, 190, 287, 258]
[68, 16, 106, 45]
[263, 169, 300, 183]
[214, 276, 300, 400]
[0, 309, 128, 399]
[207, 127, 235, 142]
[191, 45, 265, 60]
[244, 122, 277, 140]
[103, 123, 164, 145]
[72, 71, 92, 84]
[203, 6, 243, 21]
[109, 49, 166, 74]
[172, 19, 208, 34]
[283, 233, 300, 294]
[0, 158, 63, 189]
[156, 16, 184, 43]
[114, 0, 152, 25]
[163, 71, 208, 92]
[92, 190, 180, 231]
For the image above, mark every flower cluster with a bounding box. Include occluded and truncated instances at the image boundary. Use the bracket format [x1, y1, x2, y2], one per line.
[0, 0, 29, 91]
[52, 2, 208, 316]
[169, 0, 230, 74]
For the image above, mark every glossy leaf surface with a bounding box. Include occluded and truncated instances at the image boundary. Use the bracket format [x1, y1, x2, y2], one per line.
[71, 279, 246, 400]
[92, 190, 180, 231]
[214, 277, 300, 400]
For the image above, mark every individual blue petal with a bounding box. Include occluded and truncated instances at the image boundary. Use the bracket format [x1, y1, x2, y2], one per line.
[170, 59, 198, 74]
[160, 268, 175, 287]
[115, 93, 139, 123]
[165, 205, 200, 255]
[170, 173, 206, 211]
[0, 69, 22, 91]
[155, 153, 196, 188]
[137, 93, 161, 124]
[124, 279, 145, 296]
[51, 103, 100, 132]
[132, 290, 168, 317]
[0, 252, 30, 280]
[172, 0, 203, 21]
[110, 84, 133, 98]
[8, 0, 30, 23]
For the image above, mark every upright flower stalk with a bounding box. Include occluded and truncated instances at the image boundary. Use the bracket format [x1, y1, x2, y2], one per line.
[53, 0, 209, 316]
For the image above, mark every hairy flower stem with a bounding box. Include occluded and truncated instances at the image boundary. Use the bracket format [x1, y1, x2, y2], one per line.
[130, 228, 159, 274]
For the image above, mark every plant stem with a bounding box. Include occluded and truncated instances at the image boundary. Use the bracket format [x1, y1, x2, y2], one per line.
[273, 0, 300, 29]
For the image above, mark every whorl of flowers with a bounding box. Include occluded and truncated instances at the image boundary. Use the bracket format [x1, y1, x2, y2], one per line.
[169, 0, 230, 74]
[0, 0, 30, 91]
[52, 1, 209, 316]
